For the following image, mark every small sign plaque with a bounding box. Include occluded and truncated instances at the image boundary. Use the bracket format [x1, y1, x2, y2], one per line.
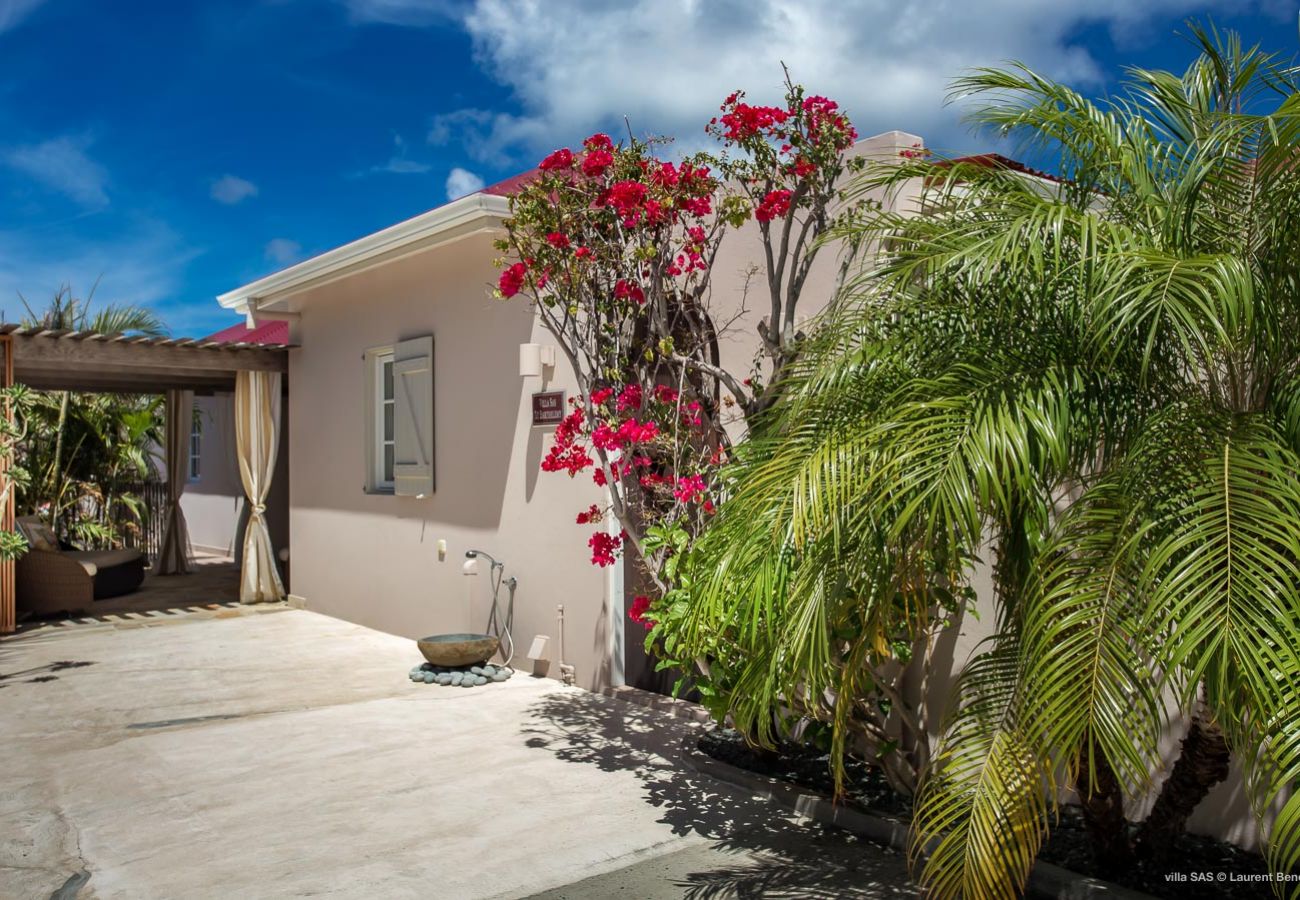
[531, 390, 566, 426]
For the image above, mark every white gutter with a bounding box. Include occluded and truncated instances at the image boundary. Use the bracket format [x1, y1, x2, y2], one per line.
[217, 192, 512, 314]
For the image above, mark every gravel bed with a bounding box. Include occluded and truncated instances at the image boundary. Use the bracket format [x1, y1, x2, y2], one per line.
[697, 728, 1275, 898]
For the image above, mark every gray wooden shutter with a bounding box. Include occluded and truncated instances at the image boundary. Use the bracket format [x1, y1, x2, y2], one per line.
[392, 335, 434, 496]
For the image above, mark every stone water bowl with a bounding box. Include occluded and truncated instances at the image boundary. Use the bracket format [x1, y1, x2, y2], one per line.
[417, 633, 500, 667]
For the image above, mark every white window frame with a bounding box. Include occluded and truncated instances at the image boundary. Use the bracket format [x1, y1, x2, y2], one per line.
[364, 346, 396, 493]
[187, 414, 201, 482]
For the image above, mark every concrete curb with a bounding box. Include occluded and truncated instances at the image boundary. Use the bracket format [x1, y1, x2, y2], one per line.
[677, 737, 1156, 900]
[598, 685, 714, 725]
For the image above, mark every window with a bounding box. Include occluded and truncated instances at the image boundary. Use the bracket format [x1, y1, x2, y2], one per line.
[188, 414, 201, 482]
[364, 337, 434, 496]
[371, 349, 395, 491]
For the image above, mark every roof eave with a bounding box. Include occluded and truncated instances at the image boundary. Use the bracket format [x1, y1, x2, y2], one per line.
[218, 192, 511, 313]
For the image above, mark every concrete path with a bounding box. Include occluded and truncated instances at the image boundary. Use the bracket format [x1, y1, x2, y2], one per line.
[0, 609, 914, 899]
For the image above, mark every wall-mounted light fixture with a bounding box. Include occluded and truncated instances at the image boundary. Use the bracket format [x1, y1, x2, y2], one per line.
[519, 343, 556, 378]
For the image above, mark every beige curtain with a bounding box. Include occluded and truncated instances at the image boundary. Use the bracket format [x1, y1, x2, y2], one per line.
[157, 389, 194, 575]
[235, 370, 285, 603]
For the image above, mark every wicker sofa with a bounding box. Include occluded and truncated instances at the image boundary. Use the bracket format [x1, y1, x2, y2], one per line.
[15, 516, 146, 617]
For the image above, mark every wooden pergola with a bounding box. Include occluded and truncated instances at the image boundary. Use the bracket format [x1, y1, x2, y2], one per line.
[0, 325, 290, 633]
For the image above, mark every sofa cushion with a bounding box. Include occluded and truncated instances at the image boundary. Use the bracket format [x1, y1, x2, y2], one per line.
[16, 516, 59, 552]
[65, 549, 144, 571]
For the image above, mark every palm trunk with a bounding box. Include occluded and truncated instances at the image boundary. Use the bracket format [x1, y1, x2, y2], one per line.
[50, 391, 69, 532]
[1134, 704, 1230, 863]
[1076, 736, 1135, 875]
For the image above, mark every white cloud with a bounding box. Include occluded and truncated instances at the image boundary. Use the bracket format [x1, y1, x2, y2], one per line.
[428, 0, 1256, 161]
[444, 166, 485, 200]
[377, 158, 431, 174]
[427, 107, 494, 146]
[0, 0, 48, 34]
[265, 238, 304, 265]
[339, 0, 464, 26]
[361, 133, 433, 175]
[3, 136, 109, 207]
[210, 174, 259, 205]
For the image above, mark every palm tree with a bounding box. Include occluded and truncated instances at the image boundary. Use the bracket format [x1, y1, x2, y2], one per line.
[670, 25, 1300, 896]
[18, 284, 167, 542]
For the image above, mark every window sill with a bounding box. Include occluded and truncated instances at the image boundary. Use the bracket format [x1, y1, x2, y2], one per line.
[364, 486, 395, 496]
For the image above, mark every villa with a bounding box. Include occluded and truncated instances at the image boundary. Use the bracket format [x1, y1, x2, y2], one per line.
[209, 130, 926, 692]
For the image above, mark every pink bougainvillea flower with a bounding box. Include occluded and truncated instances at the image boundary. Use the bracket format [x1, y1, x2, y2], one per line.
[680, 195, 712, 217]
[717, 101, 790, 141]
[590, 422, 621, 451]
[545, 232, 571, 249]
[539, 148, 574, 171]
[581, 150, 614, 178]
[614, 278, 645, 305]
[651, 162, 679, 188]
[575, 504, 602, 525]
[588, 530, 622, 567]
[498, 262, 528, 297]
[615, 417, 658, 445]
[607, 180, 648, 213]
[629, 594, 655, 628]
[615, 383, 642, 413]
[539, 408, 593, 476]
[673, 474, 708, 504]
[755, 189, 793, 223]
[653, 384, 679, 404]
[589, 387, 615, 406]
[574, 246, 592, 259]
[583, 133, 614, 152]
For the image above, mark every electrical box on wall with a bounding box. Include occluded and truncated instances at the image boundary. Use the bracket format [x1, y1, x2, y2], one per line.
[528, 635, 551, 661]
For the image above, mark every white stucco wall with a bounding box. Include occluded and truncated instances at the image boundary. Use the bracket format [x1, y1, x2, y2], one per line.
[281, 231, 615, 689]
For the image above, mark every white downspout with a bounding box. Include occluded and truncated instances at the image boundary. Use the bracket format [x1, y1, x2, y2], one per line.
[608, 515, 625, 687]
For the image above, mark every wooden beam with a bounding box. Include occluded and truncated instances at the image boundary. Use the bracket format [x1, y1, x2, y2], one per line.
[14, 369, 239, 394]
[9, 332, 287, 376]
[1, 335, 13, 634]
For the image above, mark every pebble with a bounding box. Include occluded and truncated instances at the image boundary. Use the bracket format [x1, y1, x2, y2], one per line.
[408, 661, 518, 685]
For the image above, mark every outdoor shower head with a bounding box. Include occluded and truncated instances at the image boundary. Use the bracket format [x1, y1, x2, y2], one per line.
[463, 549, 504, 575]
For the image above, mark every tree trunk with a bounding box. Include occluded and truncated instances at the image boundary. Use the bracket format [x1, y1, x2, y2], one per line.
[1076, 738, 1135, 876]
[1134, 706, 1230, 863]
[50, 391, 69, 533]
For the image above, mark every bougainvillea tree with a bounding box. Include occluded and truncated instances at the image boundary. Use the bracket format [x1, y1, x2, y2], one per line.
[494, 76, 860, 633]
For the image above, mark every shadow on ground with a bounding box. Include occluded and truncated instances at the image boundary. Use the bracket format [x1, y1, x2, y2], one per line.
[521, 690, 916, 899]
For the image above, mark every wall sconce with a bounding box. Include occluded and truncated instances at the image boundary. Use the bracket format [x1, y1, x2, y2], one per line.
[519, 343, 556, 378]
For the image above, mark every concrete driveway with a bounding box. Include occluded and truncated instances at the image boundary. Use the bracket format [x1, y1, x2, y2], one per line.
[1, 608, 914, 899]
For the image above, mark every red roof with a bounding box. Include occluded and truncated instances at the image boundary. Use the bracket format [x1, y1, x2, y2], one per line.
[480, 168, 539, 197]
[932, 153, 1065, 184]
[203, 320, 291, 345]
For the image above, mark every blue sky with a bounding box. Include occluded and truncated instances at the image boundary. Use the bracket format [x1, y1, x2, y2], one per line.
[0, 0, 1294, 336]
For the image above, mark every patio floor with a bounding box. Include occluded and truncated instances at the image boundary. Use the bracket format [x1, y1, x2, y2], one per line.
[15, 551, 259, 636]
[0, 609, 915, 899]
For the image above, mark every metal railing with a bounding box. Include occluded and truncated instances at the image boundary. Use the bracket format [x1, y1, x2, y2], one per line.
[85, 480, 169, 564]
